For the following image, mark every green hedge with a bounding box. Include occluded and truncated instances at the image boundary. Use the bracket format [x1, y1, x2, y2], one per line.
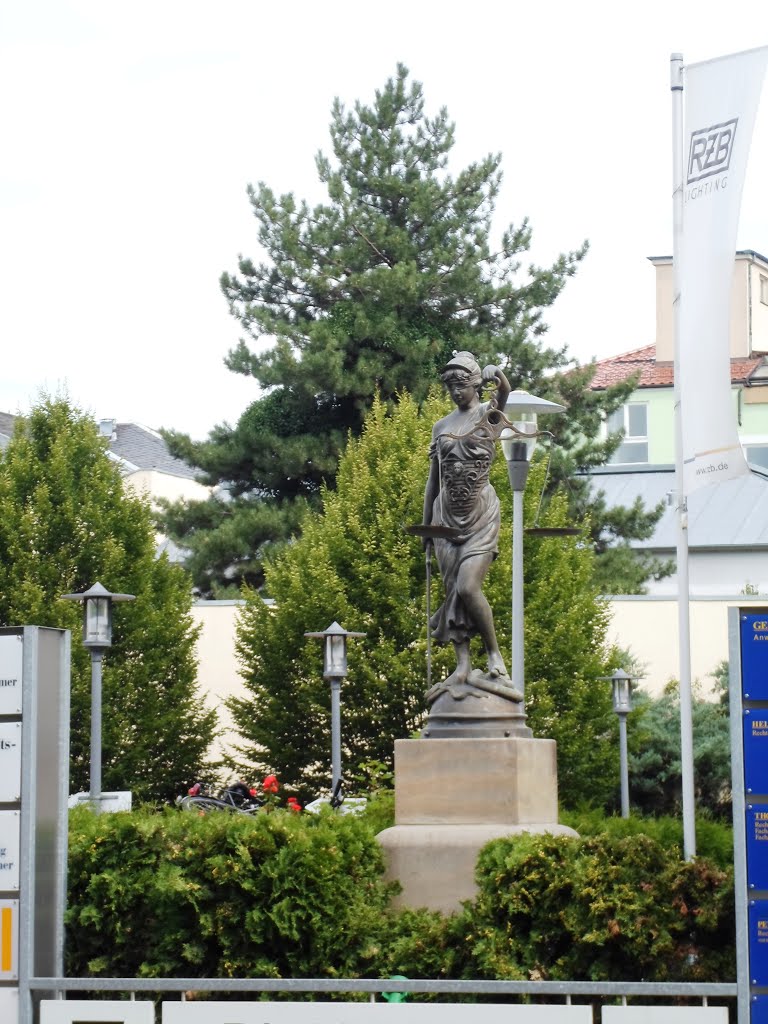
[66, 806, 735, 984]
[66, 805, 396, 979]
[468, 832, 734, 982]
[560, 806, 735, 869]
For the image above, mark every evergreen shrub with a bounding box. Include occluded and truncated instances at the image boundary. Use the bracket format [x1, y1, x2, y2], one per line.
[66, 805, 396, 980]
[469, 832, 735, 982]
[66, 808, 736, 985]
[561, 807, 734, 869]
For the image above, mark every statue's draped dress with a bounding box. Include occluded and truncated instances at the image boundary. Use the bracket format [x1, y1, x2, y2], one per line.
[428, 402, 501, 645]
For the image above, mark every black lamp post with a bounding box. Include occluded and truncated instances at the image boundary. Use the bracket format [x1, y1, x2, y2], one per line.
[61, 582, 135, 809]
[599, 668, 639, 818]
[304, 621, 365, 798]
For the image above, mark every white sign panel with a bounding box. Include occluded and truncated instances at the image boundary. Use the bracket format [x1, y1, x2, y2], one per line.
[0, 812, 20, 891]
[0, 724, 21, 803]
[69, 791, 133, 813]
[0, 989, 18, 1018]
[0, 635, 22, 715]
[162, 1003, 592, 1023]
[41, 999, 155, 1022]
[602, 1008, 728, 1022]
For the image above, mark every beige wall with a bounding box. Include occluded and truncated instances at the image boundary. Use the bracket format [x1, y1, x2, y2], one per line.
[653, 252, 768, 361]
[124, 469, 210, 505]
[191, 600, 245, 763]
[750, 260, 768, 353]
[191, 597, 764, 764]
[654, 260, 675, 363]
[606, 594, 768, 697]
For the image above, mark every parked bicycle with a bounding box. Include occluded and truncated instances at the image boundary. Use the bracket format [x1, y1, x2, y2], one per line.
[177, 779, 263, 815]
[177, 775, 365, 816]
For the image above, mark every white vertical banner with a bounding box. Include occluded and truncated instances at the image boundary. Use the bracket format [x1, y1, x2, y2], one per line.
[680, 46, 768, 494]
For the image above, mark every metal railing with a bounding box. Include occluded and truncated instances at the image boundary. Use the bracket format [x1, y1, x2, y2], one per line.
[29, 975, 738, 1002]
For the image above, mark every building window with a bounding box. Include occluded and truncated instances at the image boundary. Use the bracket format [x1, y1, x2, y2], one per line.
[745, 444, 768, 471]
[761, 275, 768, 305]
[607, 403, 649, 464]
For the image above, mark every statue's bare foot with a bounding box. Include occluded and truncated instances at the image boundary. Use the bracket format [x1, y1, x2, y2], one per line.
[487, 653, 508, 678]
[442, 665, 470, 687]
[425, 664, 472, 705]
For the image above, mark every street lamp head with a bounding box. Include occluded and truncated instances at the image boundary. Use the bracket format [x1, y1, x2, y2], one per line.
[304, 621, 366, 679]
[598, 667, 640, 715]
[504, 390, 566, 418]
[500, 422, 538, 464]
[61, 582, 136, 648]
[501, 391, 565, 464]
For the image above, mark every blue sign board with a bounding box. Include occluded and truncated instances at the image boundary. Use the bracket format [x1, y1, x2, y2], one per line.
[744, 712, 768, 795]
[753, 994, 768, 1024]
[737, 611, 768, 1021]
[741, 613, 768, 700]
[749, 901, 768, 985]
[747, 805, 768, 890]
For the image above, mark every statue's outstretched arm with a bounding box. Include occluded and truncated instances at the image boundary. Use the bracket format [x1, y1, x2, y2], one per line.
[482, 364, 511, 412]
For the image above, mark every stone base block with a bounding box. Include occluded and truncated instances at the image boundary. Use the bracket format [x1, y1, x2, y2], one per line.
[377, 735, 577, 913]
[378, 822, 577, 914]
[394, 737, 559, 824]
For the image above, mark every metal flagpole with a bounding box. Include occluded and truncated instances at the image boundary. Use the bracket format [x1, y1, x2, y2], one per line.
[671, 52, 697, 860]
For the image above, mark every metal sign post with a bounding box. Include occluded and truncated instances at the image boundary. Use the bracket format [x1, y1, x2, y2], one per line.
[0, 627, 70, 1024]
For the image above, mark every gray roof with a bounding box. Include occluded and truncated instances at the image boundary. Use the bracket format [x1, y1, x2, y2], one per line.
[0, 413, 198, 480]
[0, 412, 17, 447]
[155, 535, 190, 563]
[107, 422, 198, 480]
[0, 412, 17, 452]
[586, 465, 768, 551]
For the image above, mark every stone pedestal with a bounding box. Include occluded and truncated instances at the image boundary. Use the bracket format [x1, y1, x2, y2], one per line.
[377, 737, 577, 914]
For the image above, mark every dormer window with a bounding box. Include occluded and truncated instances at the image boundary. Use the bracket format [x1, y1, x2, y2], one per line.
[607, 403, 649, 464]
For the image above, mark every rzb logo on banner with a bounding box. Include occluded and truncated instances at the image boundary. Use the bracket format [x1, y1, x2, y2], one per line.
[687, 118, 738, 184]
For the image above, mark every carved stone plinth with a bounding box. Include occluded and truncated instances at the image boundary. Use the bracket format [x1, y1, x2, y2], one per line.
[377, 737, 577, 914]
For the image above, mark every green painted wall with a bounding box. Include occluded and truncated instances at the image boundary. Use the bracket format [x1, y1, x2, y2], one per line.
[610, 385, 768, 466]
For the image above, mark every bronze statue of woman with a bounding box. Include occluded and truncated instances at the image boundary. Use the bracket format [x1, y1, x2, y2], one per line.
[421, 351, 522, 707]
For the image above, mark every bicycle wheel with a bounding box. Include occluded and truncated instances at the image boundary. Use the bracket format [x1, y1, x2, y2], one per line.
[179, 796, 230, 814]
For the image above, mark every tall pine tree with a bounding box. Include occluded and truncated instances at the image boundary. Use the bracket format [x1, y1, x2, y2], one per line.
[0, 397, 217, 802]
[162, 64, 660, 595]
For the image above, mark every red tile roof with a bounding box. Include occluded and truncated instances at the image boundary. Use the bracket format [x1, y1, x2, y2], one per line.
[589, 345, 767, 389]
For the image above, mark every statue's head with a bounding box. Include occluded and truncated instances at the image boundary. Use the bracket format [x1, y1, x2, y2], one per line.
[441, 351, 482, 389]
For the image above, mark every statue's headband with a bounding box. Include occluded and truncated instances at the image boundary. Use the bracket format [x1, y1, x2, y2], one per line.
[441, 350, 481, 385]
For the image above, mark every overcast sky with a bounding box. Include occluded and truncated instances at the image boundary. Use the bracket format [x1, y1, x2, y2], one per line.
[3, 0, 768, 438]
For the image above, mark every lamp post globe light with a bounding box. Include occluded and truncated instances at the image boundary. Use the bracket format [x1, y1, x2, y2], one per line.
[500, 390, 565, 705]
[598, 667, 639, 818]
[304, 621, 365, 801]
[61, 582, 135, 810]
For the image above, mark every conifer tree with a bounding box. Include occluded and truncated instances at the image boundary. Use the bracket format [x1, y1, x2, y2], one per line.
[0, 398, 216, 802]
[229, 393, 619, 806]
[162, 64, 656, 596]
[628, 682, 731, 817]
